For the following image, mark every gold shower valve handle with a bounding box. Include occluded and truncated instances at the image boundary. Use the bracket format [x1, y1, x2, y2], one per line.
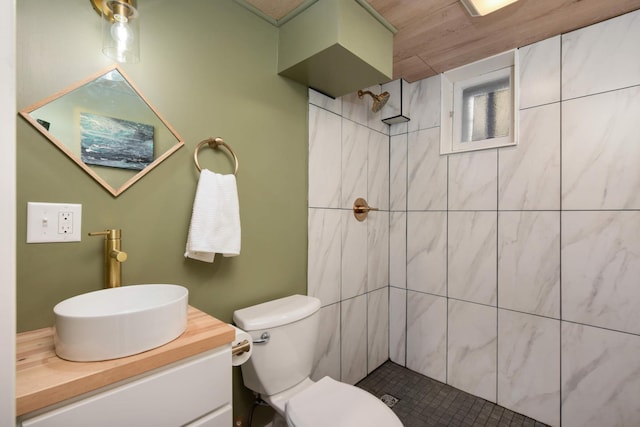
[353, 197, 378, 222]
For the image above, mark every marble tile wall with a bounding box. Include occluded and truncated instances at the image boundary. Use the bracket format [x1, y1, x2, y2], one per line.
[308, 85, 390, 385]
[387, 9, 640, 427]
[308, 9, 640, 427]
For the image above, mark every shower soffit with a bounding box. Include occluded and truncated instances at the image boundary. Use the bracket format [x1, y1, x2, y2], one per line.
[235, 0, 640, 83]
[276, 0, 394, 98]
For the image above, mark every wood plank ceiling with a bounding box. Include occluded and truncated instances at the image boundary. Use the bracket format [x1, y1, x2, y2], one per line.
[240, 0, 640, 83]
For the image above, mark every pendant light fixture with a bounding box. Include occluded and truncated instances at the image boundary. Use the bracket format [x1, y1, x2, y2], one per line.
[91, 0, 140, 63]
[460, 0, 519, 17]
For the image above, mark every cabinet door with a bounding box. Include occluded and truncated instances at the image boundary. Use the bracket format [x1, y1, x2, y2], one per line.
[187, 404, 232, 427]
[21, 346, 231, 427]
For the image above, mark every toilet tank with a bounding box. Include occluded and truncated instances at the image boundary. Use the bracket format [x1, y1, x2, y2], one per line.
[233, 295, 321, 396]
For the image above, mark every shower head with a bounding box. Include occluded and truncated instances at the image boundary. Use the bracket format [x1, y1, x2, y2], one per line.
[358, 89, 390, 113]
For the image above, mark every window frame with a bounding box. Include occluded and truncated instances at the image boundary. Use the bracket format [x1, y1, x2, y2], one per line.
[441, 49, 519, 155]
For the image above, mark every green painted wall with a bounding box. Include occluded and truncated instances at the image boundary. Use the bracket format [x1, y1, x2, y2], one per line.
[17, 0, 308, 423]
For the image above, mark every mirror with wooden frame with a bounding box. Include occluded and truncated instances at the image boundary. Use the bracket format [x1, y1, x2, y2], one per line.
[19, 65, 184, 197]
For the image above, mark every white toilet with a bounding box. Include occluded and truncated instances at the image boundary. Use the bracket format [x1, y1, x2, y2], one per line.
[233, 294, 403, 427]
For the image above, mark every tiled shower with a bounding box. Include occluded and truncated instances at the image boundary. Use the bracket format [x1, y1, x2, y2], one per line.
[308, 84, 391, 386]
[308, 9, 640, 427]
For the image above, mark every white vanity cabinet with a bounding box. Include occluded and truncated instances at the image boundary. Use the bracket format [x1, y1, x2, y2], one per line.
[18, 344, 232, 427]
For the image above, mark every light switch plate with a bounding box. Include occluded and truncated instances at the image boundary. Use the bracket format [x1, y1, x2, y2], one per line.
[27, 202, 82, 243]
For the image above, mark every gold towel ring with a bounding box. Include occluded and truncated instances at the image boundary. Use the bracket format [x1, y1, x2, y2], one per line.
[194, 137, 239, 176]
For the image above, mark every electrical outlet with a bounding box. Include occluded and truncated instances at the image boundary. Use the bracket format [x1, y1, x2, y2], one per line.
[27, 202, 82, 243]
[58, 211, 74, 235]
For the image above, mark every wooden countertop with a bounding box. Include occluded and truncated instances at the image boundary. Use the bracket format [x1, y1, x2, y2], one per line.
[16, 306, 235, 416]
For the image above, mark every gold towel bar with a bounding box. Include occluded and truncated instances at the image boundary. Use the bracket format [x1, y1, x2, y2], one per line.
[194, 137, 239, 176]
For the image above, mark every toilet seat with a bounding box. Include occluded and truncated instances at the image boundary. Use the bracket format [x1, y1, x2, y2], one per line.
[284, 376, 403, 427]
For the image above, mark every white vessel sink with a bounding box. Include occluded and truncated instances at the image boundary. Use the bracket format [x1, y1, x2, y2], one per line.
[53, 284, 188, 362]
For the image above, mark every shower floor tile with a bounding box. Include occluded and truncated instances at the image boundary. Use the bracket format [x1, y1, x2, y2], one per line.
[356, 361, 550, 427]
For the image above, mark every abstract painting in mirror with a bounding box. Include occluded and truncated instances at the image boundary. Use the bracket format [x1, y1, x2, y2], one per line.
[19, 65, 184, 196]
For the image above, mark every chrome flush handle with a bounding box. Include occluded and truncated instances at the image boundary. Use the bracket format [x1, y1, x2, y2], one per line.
[253, 332, 270, 344]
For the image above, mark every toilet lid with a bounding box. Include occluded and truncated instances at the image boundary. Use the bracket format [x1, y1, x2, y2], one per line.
[285, 377, 403, 427]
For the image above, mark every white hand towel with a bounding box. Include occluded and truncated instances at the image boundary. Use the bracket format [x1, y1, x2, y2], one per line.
[185, 169, 241, 263]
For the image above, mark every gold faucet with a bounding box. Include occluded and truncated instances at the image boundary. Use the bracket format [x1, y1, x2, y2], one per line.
[88, 229, 128, 288]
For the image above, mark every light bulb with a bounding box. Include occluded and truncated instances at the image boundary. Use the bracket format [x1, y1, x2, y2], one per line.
[110, 14, 134, 47]
[100, 1, 140, 63]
